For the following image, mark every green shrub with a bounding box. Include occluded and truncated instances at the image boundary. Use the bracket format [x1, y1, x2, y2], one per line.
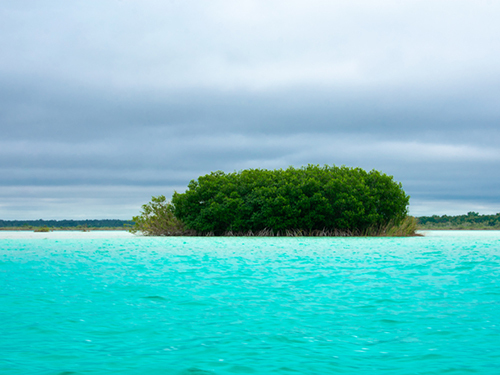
[170, 165, 411, 236]
[34, 226, 50, 233]
[130, 195, 194, 236]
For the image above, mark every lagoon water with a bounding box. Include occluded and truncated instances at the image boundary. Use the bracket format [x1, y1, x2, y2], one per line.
[1, 231, 499, 374]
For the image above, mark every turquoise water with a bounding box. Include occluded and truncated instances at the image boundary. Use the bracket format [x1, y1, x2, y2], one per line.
[1, 231, 499, 374]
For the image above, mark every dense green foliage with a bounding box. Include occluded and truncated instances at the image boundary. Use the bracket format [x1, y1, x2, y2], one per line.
[171, 165, 410, 235]
[130, 195, 192, 236]
[0, 219, 133, 230]
[418, 212, 500, 229]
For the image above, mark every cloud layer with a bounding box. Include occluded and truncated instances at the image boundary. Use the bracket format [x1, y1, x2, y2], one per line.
[1, 1, 500, 219]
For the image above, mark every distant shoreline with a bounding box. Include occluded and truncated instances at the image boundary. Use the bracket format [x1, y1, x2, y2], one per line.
[3, 226, 499, 231]
[418, 227, 500, 231]
[417, 212, 500, 230]
[2, 213, 499, 232]
[0, 227, 128, 231]
[0, 219, 133, 232]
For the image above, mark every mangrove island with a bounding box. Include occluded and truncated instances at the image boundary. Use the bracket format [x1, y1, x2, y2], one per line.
[131, 165, 416, 237]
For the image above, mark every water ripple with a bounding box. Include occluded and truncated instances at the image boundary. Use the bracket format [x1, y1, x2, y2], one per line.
[1, 231, 499, 374]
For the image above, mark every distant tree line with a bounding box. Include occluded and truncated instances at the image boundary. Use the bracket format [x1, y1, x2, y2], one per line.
[417, 212, 500, 229]
[0, 219, 134, 229]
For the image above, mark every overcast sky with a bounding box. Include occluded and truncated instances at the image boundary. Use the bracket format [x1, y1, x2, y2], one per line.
[1, 0, 500, 219]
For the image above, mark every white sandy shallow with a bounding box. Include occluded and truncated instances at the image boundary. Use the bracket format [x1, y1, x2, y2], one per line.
[1, 230, 500, 240]
[417, 230, 500, 238]
[0, 230, 137, 240]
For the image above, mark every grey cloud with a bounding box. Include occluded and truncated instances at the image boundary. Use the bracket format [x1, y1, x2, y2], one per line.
[2, 77, 500, 141]
[1, 1, 500, 218]
[2, 1, 500, 97]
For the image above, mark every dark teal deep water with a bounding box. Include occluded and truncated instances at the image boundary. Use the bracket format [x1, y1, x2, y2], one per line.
[1, 231, 499, 374]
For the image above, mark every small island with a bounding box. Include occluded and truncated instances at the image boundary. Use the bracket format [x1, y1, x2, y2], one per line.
[131, 164, 417, 237]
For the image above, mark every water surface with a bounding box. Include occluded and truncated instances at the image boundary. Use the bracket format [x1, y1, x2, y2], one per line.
[1, 231, 499, 374]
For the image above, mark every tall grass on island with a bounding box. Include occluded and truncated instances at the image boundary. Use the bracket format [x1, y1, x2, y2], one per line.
[131, 165, 417, 237]
[130, 199, 417, 237]
[33, 226, 51, 233]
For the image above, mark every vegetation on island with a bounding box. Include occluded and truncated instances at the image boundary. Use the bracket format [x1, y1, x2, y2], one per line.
[33, 226, 51, 232]
[130, 195, 194, 236]
[417, 212, 500, 230]
[131, 165, 417, 237]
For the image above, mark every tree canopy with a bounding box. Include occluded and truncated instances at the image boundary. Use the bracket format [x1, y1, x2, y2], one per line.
[169, 165, 410, 235]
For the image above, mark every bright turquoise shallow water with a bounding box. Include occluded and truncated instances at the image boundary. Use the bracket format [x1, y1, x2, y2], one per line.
[1, 231, 499, 374]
